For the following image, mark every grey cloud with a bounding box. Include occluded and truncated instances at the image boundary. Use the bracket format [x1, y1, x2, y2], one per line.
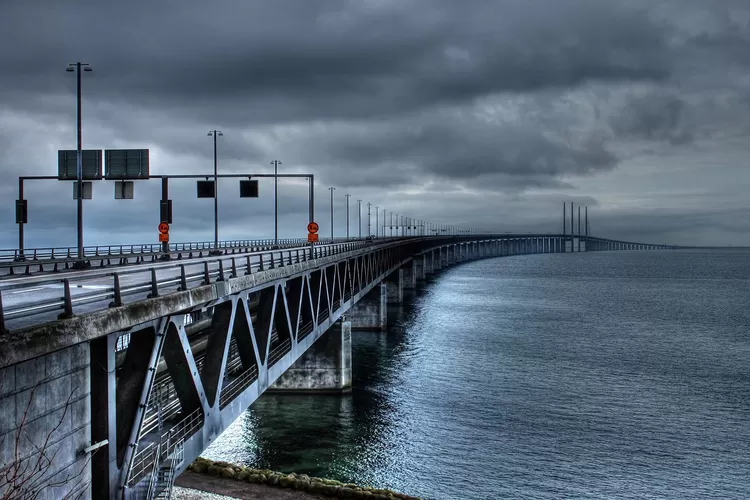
[0, 0, 672, 126]
[610, 91, 693, 145]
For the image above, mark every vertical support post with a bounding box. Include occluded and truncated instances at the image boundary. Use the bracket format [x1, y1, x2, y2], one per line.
[90, 333, 118, 499]
[272, 160, 281, 246]
[570, 202, 574, 252]
[18, 177, 24, 259]
[357, 200, 362, 239]
[76, 62, 84, 262]
[585, 206, 588, 251]
[367, 202, 371, 237]
[345, 193, 350, 240]
[578, 206, 581, 252]
[213, 131, 218, 249]
[375, 206, 379, 238]
[329, 187, 335, 241]
[161, 177, 169, 254]
[309, 175, 315, 259]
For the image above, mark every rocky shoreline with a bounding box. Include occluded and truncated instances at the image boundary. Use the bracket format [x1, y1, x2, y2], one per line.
[187, 457, 422, 500]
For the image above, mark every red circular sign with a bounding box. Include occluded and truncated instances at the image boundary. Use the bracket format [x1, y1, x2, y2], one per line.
[158, 222, 170, 234]
[307, 222, 319, 234]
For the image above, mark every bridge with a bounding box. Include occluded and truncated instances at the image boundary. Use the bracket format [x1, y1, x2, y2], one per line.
[0, 232, 675, 499]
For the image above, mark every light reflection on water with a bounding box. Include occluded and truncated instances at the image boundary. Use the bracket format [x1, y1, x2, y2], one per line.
[205, 250, 750, 500]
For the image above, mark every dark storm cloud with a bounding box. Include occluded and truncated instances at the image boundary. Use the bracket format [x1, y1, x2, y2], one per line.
[292, 111, 618, 186]
[0, 0, 672, 125]
[609, 91, 693, 145]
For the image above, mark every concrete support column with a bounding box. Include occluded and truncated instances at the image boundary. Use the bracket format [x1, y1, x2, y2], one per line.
[271, 321, 352, 392]
[441, 247, 449, 268]
[347, 283, 387, 331]
[386, 268, 404, 304]
[402, 261, 417, 290]
[414, 255, 426, 282]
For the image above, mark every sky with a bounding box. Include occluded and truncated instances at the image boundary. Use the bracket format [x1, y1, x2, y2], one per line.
[0, 0, 749, 248]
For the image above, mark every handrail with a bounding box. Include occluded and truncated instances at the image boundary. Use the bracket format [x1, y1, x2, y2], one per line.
[0, 237, 377, 263]
[0, 237, 416, 331]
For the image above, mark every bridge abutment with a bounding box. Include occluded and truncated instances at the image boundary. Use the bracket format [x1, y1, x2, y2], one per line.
[270, 320, 352, 393]
[347, 283, 387, 331]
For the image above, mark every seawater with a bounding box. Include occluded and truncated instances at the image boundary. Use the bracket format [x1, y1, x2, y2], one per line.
[205, 249, 750, 500]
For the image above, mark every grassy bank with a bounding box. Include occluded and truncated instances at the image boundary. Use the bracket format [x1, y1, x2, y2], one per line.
[187, 457, 422, 500]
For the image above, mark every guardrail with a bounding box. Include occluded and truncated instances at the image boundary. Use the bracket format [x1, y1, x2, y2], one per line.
[0, 238, 318, 263]
[0, 237, 384, 277]
[0, 238, 396, 332]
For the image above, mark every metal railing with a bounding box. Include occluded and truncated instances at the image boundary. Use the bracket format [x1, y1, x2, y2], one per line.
[0, 238, 309, 262]
[219, 364, 259, 409]
[0, 236, 397, 264]
[0, 239, 385, 332]
[129, 408, 203, 487]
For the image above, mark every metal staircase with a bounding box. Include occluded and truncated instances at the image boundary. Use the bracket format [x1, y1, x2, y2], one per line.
[147, 438, 184, 500]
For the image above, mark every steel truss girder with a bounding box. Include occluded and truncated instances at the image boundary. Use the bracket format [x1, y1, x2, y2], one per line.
[110, 244, 413, 498]
[103, 238, 569, 498]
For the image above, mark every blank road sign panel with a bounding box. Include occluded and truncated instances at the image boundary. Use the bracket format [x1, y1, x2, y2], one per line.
[58, 150, 103, 180]
[15, 200, 27, 224]
[308, 233, 319, 243]
[159, 233, 169, 243]
[114, 181, 134, 199]
[105, 149, 150, 179]
[196, 180, 215, 198]
[239, 180, 259, 198]
[73, 182, 93, 200]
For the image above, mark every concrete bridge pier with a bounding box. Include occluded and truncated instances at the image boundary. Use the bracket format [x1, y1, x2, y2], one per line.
[440, 247, 449, 269]
[386, 268, 404, 304]
[270, 320, 352, 393]
[424, 251, 435, 275]
[347, 283, 387, 331]
[402, 261, 417, 290]
[414, 254, 426, 282]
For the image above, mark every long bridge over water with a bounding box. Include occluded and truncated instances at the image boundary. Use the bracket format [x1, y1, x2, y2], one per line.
[0, 231, 676, 499]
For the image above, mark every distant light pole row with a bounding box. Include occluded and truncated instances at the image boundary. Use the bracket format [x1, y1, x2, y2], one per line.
[327, 188, 492, 240]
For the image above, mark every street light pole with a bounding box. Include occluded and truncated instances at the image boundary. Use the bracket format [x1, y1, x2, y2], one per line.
[207, 130, 223, 255]
[382, 208, 386, 238]
[375, 206, 379, 238]
[271, 160, 281, 246]
[329, 187, 335, 241]
[357, 200, 362, 238]
[345, 194, 351, 240]
[66, 62, 92, 267]
[367, 202, 371, 237]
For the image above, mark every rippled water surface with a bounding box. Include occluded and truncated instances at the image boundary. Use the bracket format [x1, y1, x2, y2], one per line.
[205, 249, 750, 499]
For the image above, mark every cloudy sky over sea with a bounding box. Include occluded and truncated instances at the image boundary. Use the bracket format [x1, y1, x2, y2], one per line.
[1, 0, 748, 248]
